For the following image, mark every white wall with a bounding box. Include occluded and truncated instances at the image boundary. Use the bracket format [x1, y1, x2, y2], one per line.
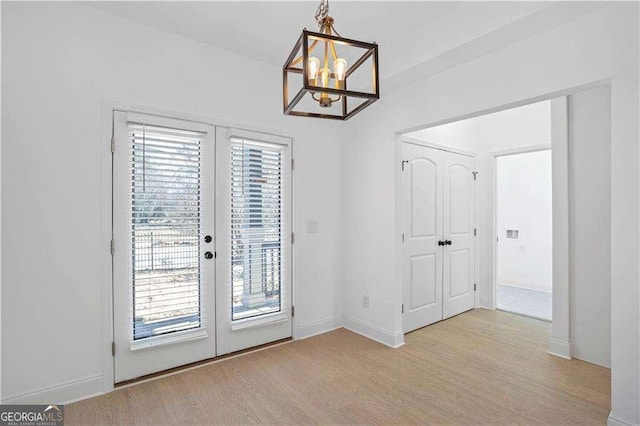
[344, 3, 638, 424]
[569, 85, 611, 368]
[497, 151, 552, 293]
[409, 101, 551, 153]
[1, 2, 345, 403]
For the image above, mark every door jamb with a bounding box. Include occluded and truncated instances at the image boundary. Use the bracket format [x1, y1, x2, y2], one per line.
[402, 135, 476, 158]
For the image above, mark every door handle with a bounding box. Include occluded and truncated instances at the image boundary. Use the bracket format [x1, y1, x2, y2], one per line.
[445, 240, 452, 245]
[204, 235, 212, 243]
[438, 240, 445, 246]
[204, 251, 214, 259]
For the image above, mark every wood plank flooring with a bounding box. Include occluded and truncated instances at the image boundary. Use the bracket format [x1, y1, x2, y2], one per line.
[67, 309, 610, 425]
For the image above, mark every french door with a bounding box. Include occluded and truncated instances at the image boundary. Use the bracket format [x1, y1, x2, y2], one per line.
[113, 111, 292, 382]
[215, 128, 293, 356]
[113, 111, 216, 382]
[402, 141, 476, 333]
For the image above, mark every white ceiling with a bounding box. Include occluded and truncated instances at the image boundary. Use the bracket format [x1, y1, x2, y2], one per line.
[89, 1, 609, 90]
[89, 2, 458, 63]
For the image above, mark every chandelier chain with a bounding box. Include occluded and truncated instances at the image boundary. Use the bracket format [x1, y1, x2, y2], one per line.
[315, 0, 329, 26]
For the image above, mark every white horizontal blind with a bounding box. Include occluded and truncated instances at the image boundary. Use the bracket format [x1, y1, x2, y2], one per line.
[230, 138, 284, 321]
[129, 122, 206, 339]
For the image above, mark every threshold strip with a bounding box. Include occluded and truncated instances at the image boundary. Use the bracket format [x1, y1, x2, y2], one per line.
[115, 337, 293, 389]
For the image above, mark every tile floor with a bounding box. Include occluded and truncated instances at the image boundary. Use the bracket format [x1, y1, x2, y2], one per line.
[496, 284, 552, 321]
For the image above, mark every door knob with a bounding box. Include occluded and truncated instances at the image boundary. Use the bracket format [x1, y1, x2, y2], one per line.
[204, 235, 212, 243]
[445, 240, 452, 245]
[204, 251, 214, 259]
[438, 241, 445, 246]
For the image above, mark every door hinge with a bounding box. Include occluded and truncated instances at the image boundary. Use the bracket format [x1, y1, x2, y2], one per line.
[111, 137, 115, 153]
[214, 251, 217, 259]
[472, 171, 478, 181]
[401, 160, 408, 171]
[291, 232, 295, 244]
[401, 304, 404, 314]
[111, 341, 115, 356]
[291, 159, 295, 171]
[402, 233, 405, 243]
[474, 228, 477, 236]
[110, 239, 114, 256]
[291, 306, 295, 317]
[474, 283, 477, 291]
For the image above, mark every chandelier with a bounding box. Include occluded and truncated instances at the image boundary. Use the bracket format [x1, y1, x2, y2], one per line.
[283, 0, 379, 120]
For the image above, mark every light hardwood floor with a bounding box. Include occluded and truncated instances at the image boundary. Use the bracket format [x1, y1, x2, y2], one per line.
[67, 309, 610, 425]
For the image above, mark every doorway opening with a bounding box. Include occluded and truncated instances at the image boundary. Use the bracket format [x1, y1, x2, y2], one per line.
[401, 99, 553, 333]
[495, 149, 552, 321]
[398, 84, 612, 369]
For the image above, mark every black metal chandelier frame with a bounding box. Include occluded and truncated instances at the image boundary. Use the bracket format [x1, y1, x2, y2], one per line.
[282, 2, 379, 121]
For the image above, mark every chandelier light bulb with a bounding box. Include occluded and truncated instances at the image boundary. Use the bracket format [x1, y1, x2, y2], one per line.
[319, 68, 332, 107]
[333, 58, 347, 89]
[307, 57, 320, 85]
[319, 67, 331, 88]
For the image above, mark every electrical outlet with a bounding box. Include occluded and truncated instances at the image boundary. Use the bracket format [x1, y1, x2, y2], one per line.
[362, 295, 370, 308]
[306, 220, 319, 233]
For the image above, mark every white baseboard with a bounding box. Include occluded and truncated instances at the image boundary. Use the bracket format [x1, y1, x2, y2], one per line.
[497, 280, 552, 293]
[2, 374, 104, 405]
[571, 346, 611, 369]
[344, 317, 405, 348]
[607, 412, 634, 426]
[294, 315, 344, 340]
[548, 337, 572, 359]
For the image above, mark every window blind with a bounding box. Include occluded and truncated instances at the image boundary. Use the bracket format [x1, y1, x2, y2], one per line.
[129, 122, 206, 339]
[230, 138, 284, 321]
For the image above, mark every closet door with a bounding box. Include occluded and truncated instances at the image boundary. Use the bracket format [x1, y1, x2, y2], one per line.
[402, 142, 444, 332]
[442, 150, 476, 319]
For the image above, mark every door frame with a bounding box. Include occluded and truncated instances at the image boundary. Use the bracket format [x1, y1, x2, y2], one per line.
[100, 100, 296, 394]
[491, 144, 552, 321]
[400, 136, 478, 331]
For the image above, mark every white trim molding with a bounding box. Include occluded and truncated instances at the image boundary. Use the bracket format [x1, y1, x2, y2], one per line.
[489, 144, 552, 158]
[549, 96, 572, 360]
[548, 337, 572, 360]
[2, 375, 104, 405]
[294, 315, 344, 340]
[402, 135, 476, 158]
[607, 412, 634, 426]
[344, 317, 405, 348]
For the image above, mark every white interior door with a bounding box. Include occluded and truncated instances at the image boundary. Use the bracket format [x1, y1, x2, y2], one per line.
[442, 150, 476, 319]
[215, 128, 293, 356]
[402, 142, 476, 332]
[402, 142, 444, 333]
[113, 111, 216, 382]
